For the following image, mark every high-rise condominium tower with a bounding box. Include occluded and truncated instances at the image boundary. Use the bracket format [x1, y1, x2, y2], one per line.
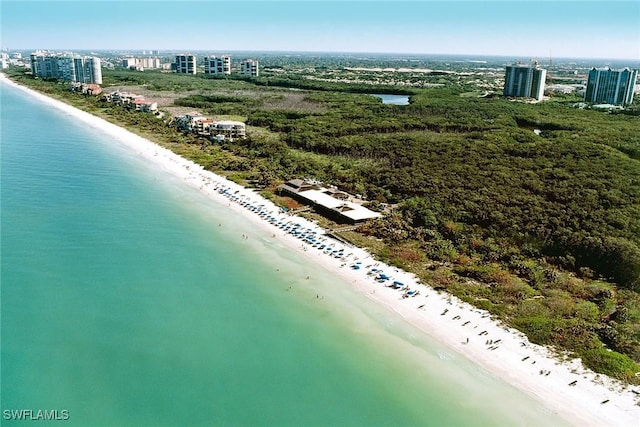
[175, 54, 197, 74]
[240, 59, 259, 77]
[584, 67, 637, 106]
[503, 62, 547, 101]
[204, 55, 231, 75]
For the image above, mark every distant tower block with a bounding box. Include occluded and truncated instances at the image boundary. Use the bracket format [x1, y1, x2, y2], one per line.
[503, 61, 547, 101]
[584, 67, 638, 106]
[175, 54, 197, 74]
[241, 59, 259, 76]
[204, 55, 231, 75]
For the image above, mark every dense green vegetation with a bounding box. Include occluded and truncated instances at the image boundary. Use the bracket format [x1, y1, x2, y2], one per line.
[6, 66, 640, 383]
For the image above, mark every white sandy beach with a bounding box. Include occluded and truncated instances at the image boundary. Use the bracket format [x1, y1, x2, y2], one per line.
[3, 73, 639, 426]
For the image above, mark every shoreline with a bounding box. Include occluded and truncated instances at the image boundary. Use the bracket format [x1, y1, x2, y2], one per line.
[3, 73, 639, 426]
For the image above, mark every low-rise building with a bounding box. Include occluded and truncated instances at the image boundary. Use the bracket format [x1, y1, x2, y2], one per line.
[130, 98, 158, 112]
[194, 118, 214, 135]
[210, 120, 246, 140]
[174, 113, 209, 132]
[174, 114, 246, 140]
[71, 82, 102, 95]
[278, 179, 381, 224]
[103, 91, 144, 105]
[545, 84, 582, 95]
[103, 91, 157, 112]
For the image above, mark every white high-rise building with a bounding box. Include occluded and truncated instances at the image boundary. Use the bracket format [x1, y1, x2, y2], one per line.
[123, 57, 161, 70]
[139, 57, 161, 69]
[75, 56, 102, 84]
[122, 57, 137, 68]
[175, 54, 197, 74]
[204, 55, 231, 75]
[240, 59, 259, 77]
[503, 62, 546, 101]
[30, 52, 101, 84]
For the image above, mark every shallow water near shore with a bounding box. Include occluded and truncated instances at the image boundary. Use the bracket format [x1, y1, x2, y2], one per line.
[1, 82, 569, 426]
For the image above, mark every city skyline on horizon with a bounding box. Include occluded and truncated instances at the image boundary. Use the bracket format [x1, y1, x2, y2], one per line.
[12, 48, 640, 63]
[1, 1, 639, 61]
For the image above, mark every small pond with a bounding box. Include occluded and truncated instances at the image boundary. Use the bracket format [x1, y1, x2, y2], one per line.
[370, 94, 410, 105]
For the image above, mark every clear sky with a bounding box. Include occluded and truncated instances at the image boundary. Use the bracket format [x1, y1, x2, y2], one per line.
[1, 0, 639, 60]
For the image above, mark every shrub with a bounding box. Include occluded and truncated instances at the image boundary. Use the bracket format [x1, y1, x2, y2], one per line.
[581, 347, 640, 382]
[512, 316, 556, 344]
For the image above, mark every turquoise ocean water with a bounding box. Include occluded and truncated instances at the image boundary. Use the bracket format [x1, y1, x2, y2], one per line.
[1, 82, 569, 426]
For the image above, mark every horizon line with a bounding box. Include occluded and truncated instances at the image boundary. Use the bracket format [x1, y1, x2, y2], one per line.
[7, 47, 640, 63]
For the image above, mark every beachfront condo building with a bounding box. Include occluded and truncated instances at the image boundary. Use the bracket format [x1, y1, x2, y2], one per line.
[503, 62, 547, 101]
[584, 67, 638, 106]
[210, 121, 246, 140]
[30, 52, 102, 84]
[204, 55, 231, 75]
[175, 54, 197, 74]
[71, 56, 102, 85]
[240, 59, 259, 77]
[30, 52, 58, 79]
